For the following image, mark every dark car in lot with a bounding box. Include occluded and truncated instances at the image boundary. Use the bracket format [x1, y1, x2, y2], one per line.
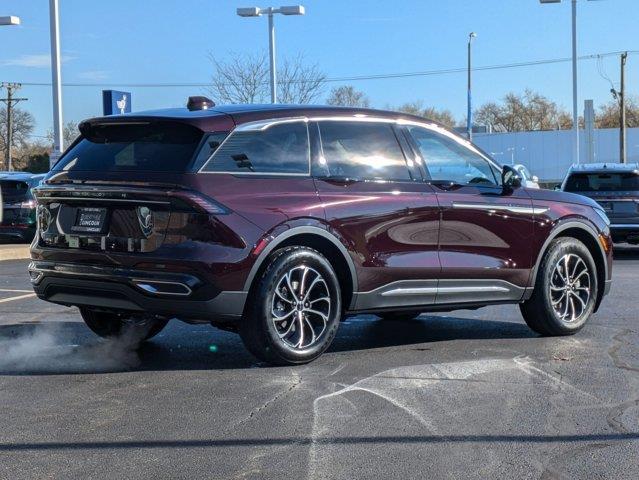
[29, 100, 613, 364]
[562, 162, 639, 245]
[0, 172, 45, 242]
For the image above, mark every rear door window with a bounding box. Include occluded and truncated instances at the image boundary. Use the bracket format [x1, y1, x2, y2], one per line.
[316, 121, 412, 181]
[51, 121, 204, 173]
[202, 121, 310, 175]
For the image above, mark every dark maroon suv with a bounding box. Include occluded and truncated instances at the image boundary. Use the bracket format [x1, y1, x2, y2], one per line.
[30, 100, 613, 365]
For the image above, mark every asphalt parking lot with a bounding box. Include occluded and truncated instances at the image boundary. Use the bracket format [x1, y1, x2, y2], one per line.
[1, 250, 638, 479]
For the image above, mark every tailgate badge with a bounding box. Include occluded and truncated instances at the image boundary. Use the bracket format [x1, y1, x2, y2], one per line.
[137, 206, 154, 237]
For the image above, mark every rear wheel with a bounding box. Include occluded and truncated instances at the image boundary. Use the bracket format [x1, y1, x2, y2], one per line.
[520, 238, 597, 336]
[80, 308, 169, 342]
[378, 311, 422, 321]
[239, 246, 342, 365]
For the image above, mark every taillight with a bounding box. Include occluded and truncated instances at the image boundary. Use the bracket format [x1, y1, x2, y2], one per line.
[167, 190, 228, 215]
[37, 204, 52, 236]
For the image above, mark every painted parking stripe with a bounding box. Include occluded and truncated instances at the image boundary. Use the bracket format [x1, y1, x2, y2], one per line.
[0, 288, 34, 293]
[0, 293, 37, 304]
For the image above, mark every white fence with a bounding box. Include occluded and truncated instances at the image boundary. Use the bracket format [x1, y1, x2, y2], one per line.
[473, 127, 639, 183]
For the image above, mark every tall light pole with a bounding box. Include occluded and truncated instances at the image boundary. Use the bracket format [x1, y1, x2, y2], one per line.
[467, 32, 477, 141]
[49, 0, 64, 168]
[237, 5, 305, 104]
[540, 0, 597, 165]
[1, 15, 21, 172]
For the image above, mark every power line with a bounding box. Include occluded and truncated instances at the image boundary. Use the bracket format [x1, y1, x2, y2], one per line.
[3, 50, 637, 89]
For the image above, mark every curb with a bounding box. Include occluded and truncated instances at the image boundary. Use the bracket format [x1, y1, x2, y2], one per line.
[0, 245, 31, 262]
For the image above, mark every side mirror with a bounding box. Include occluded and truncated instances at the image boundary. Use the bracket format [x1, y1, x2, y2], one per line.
[501, 165, 522, 189]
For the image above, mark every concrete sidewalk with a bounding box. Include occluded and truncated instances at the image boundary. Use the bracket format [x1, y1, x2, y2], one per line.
[0, 244, 30, 261]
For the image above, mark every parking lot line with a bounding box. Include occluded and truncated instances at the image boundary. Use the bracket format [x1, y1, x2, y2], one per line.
[0, 288, 34, 293]
[0, 293, 37, 304]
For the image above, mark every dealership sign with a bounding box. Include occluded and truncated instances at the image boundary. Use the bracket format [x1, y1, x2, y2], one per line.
[102, 90, 131, 115]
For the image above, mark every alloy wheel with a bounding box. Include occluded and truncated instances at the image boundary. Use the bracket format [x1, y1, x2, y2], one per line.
[271, 265, 331, 349]
[549, 253, 591, 323]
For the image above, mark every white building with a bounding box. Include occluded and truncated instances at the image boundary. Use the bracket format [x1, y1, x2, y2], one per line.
[473, 127, 639, 183]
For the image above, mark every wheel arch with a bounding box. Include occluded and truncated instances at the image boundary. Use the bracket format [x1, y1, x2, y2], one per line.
[243, 226, 358, 310]
[529, 220, 608, 311]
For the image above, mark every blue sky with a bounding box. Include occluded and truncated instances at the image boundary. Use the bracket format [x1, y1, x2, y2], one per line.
[1, 0, 637, 140]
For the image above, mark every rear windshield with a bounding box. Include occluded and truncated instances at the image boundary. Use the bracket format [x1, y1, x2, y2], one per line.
[564, 172, 639, 192]
[0, 180, 32, 202]
[52, 122, 204, 173]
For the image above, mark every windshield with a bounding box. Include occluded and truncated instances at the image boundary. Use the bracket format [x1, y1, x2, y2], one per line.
[52, 122, 204, 173]
[564, 172, 639, 192]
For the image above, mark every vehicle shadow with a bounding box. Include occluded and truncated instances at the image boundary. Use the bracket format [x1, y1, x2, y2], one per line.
[0, 314, 535, 375]
[329, 314, 535, 353]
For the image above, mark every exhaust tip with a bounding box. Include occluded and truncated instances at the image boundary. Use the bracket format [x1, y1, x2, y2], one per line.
[132, 280, 192, 297]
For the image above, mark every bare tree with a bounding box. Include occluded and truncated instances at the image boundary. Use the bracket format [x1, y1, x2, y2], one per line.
[12, 141, 50, 173]
[394, 101, 457, 128]
[208, 53, 269, 104]
[208, 52, 325, 104]
[278, 55, 326, 104]
[0, 106, 35, 169]
[47, 120, 80, 148]
[326, 85, 370, 108]
[474, 90, 572, 132]
[596, 96, 639, 128]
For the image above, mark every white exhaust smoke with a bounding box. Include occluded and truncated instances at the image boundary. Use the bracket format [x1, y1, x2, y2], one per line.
[0, 323, 143, 374]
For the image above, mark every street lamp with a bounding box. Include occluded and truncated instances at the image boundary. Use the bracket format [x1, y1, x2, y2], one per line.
[236, 5, 305, 103]
[0, 16, 21, 26]
[540, 0, 597, 165]
[467, 32, 477, 141]
[49, 0, 64, 168]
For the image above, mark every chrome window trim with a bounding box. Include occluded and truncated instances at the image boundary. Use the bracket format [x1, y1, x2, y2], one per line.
[198, 114, 502, 176]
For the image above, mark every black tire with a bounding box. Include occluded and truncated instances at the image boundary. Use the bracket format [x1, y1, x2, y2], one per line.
[239, 246, 342, 366]
[520, 237, 598, 336]
[80, 308, 169, 342]
[378, 311, 422, 321]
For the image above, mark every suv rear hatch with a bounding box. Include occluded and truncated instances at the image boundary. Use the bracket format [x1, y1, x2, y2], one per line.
[35, 119, 229, 254]
[1, 178, 36, 228]
[564, 170, 639, 222]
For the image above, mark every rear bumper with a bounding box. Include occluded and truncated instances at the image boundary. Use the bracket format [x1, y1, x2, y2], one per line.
[610, 224, 639, 243]
[0, 225, 35, 241]
[29, 261, 246, 322]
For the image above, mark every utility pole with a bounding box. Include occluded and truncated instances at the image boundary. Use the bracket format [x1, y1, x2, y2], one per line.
[0, 82, 27, 171]
[620, 51, 627, 164]
[467, 32, 477, 141]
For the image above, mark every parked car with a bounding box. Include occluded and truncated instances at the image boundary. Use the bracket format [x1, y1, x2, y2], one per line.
[29, 100, 613, 365]
[0, 172, 46, 242]
[513, 164, 540, 189]
[562, 163, 639, 244]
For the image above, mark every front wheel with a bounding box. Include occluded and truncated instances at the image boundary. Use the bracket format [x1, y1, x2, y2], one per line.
[80, 308, 169, 342]
[239, 246, 342, 365]
[520, 238, 598, 336]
